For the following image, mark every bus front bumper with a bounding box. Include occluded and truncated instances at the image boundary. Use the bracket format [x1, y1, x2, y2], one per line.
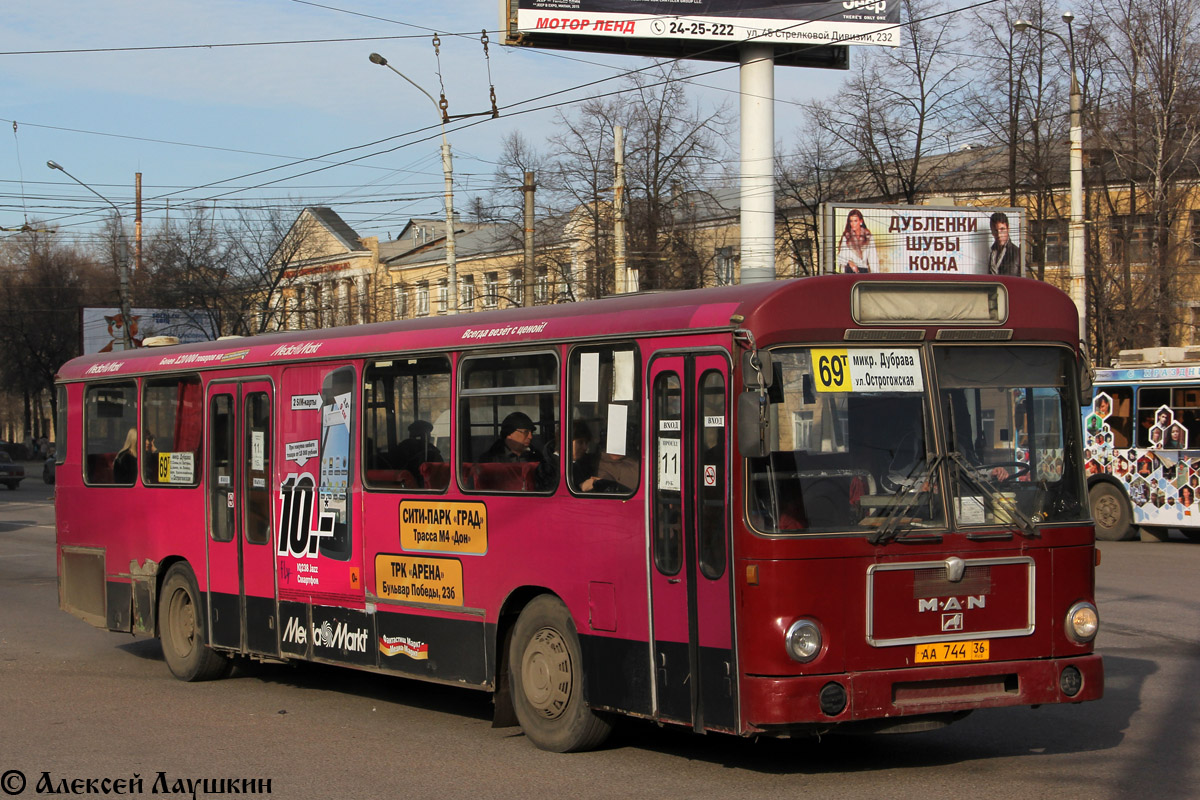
[741, 654, 1103, 734]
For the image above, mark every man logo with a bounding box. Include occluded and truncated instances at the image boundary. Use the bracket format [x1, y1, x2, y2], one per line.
[942, 612, 964, 632]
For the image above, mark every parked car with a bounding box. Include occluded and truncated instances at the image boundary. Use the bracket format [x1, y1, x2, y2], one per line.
[0, 452, 24, 489]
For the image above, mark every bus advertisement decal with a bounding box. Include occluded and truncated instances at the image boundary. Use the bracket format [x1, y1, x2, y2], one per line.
[811, 347, 923, 393]
[375, 554, 464, 606]
[398, 500, 488, 555]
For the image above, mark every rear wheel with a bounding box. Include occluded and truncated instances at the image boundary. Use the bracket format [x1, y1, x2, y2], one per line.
[1090, 482, 1134, 541]
[158, 563, 230, 681]
[509, 595, 612, 752]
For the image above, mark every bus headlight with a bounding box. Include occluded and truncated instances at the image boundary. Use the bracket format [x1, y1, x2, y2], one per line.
[785, 619, 822, 662]
[1065, 602, 1099, 643]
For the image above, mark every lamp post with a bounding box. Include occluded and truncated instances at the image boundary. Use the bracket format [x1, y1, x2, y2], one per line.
[1015, 13, 1085, 344]
[369, 52, 457, 315]
[47, 160, 135, 350]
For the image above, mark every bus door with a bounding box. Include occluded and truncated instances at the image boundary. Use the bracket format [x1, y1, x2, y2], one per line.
[648, 353, 734, 731]
[206, 380, 278, 657]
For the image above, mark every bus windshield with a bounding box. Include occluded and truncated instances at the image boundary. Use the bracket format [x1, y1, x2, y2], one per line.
[748, 345, 1087, 534]
[935, 345, 1086, 529]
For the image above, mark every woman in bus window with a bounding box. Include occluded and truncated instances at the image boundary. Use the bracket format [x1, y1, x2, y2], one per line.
[113, 428, 138, 484]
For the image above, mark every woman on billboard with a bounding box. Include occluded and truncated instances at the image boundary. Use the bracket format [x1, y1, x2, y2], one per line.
[836, 208, 878, 273]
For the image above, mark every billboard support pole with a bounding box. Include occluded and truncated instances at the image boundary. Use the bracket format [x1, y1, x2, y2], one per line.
[739, 43, 775, 284]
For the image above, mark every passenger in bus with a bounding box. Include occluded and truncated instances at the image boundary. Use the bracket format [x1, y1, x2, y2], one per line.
[581, 451, 638, 493]
[395, 420, 443, 486]
[480, 412, 542, 465]
[142, 429, 159, 483]
[113, 428, 139, 484]
[569, 421, 595, 487]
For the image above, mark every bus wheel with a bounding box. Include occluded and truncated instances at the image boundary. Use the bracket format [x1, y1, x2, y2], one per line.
[509, 595, 612, 752]
[158, 563, 230, 681]
[1090, 482, 1133, 541]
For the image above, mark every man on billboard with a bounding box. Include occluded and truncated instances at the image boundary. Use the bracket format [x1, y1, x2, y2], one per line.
[987, 211, 1022, 276]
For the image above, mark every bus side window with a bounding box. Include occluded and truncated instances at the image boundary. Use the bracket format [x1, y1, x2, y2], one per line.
[83, 381, 138, 486]
[567, 344, 640, 496]
[1106, 386, 1133, 448]
[363, 356, 452, 491]
[142, 376, 203, 487]
[1137, 387, 1170, 447]
[458, 352, 559, 493]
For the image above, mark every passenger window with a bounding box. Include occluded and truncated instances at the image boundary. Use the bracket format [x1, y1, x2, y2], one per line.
[143, 376, 203, 487]
[567, 344, 640, 495]
[363, 357, 452, 491]
[458, 352, 559, 493]
[83, 381, 138, 486]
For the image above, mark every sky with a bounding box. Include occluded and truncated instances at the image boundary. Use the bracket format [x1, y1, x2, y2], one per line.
[1, 0, 863, 250]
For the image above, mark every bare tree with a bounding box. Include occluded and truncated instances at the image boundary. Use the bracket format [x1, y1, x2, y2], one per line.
[1084, 0, 1200, 352]
[777, 112, 854, 275]
[806, 0, 966, 204]
[0, 226, 107, 439]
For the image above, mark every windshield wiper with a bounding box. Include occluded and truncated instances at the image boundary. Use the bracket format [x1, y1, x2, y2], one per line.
[947, 451, 1040, 538]
[870, 453, 944, 545]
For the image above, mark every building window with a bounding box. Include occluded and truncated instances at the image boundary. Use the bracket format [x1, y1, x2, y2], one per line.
[1031, 219, 1067, 265]
[1190, 211, 1200, 261]
[1110, 214, 1152, 264]
[437, 279, 448, 314]
[509, 271, 524, 307]
[534, 268, 549, 304]
[715, 247, 736, 285]
[394, 285, 408, 319]
[484, 272, 499, 308]
[461, 275, 476, 311]
[416, 282, 430, 316]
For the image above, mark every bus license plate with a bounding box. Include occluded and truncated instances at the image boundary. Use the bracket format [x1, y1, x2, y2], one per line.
[915, 640, 989, 664]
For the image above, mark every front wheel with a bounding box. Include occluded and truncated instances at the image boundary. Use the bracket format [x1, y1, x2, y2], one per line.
[509, 595, 612, 752]
[158, 563, 230, 681]
[1090, 482, 1134, 541]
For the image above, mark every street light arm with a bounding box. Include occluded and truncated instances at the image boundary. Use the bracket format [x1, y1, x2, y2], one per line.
[367, 53, 441, 120]
[47, 160, 123, 219]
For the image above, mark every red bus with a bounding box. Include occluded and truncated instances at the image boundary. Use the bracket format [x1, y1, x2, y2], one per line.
[54, 275, 1102, 751]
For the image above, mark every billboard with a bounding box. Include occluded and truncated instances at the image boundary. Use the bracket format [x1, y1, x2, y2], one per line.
[820, 203, 1026, 276]
[503, 0, 894, 67]
[81, 308, 213, 354]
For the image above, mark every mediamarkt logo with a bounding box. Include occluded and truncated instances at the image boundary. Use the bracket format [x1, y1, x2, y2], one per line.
[271, 342, 322, 357]
[84, 361, 124, 375]
[282, 616, 368, 653]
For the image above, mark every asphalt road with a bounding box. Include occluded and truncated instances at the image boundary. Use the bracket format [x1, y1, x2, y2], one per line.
[1, 477, 1196, 800]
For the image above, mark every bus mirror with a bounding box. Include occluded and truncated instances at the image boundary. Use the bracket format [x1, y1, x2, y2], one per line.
[742, 350, 773, 390]
[1079, 355, 1094, 403]
[738, 392, 772, 458]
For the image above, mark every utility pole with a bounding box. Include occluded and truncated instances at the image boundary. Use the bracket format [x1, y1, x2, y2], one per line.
[523, 171, 535, 307]
[739, 44, 776, 283]
[613, 125, 631, 294]
[135, 172, 143, 276]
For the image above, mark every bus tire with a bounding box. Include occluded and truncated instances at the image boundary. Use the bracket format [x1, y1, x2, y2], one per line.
[508, 594, 612, 752]
[158, 563, 230, 682]
[1090, 482, 1134, 541]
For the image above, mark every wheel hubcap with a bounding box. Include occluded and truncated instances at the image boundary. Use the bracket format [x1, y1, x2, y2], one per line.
[521, 627, 572, 720]
[168, 587, 196, 657]
[1094, 495, 1120, 528]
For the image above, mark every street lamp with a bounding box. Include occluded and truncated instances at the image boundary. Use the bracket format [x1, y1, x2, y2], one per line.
[369, 52, 458, 315]
[47, 160, 135, 350]
[1014, 12, 1086, 344]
